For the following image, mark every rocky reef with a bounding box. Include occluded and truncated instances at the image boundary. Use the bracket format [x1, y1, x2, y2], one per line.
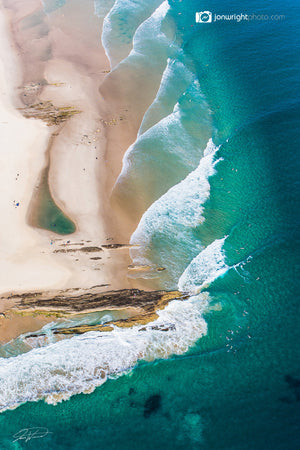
[1, 287, 188, 338]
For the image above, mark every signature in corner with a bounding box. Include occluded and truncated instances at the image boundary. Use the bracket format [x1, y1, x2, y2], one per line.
[13, 427, 51, 443]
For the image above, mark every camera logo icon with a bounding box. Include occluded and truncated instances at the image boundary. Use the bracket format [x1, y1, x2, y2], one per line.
[195, 11, 213, 23]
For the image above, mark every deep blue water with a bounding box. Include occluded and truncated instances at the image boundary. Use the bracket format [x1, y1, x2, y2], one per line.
[0, 0, 299, 448]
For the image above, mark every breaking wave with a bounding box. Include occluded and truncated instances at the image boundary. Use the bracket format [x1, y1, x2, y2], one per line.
[129, 139, 222, 284]
[178, 238, 229, 295]
[101, 0, 169, 69]
[0, 292, 209, 412]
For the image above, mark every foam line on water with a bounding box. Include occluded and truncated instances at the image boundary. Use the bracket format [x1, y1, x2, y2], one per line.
[0, 293, 209, 412]
[138, 56, 195, 136]
[130, 139, 219, 234]
[117, 103, 196, 186]
[113, 80, 213, 221]
[101, 0, 167, 68]
[0, 234, 229, 412]
[128, 139, 221, 282]
[125, 0, 171, 58]
[178, 238, 229, 295]
[0, 223, 227, 412]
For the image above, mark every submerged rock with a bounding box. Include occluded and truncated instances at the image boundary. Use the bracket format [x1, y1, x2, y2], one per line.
[144, 394, 162, 418]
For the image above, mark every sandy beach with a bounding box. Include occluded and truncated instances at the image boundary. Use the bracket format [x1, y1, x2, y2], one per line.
[0, 0, 158, 343]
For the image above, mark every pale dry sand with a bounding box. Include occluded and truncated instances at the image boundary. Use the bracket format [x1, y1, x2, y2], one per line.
[0, 5, 70, 296]
[0, 0, 147, 342]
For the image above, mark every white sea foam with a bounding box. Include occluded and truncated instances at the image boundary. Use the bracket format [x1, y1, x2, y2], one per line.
[125, 1, 171, 57]
[117, 103, 195, 186]
[0, 293, 208, 412]
[138, 57, 195, 136]
[0, 0, 231, 417]
[0, 137, 227, 411]
[102, 0, 167, 68]
[0, 233, 229, 413]
[130, 139, 220, 248]
[0, 236, 228, 413]
[178, 238, 229, 295]
[114, 85, 213, 226]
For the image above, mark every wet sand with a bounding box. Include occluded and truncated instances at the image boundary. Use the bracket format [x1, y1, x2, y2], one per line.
[0, 0, 166, 343]
[0, 285, 185, 343]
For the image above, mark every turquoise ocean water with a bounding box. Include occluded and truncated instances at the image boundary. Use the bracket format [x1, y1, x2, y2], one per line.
[0, 0, 299, 448]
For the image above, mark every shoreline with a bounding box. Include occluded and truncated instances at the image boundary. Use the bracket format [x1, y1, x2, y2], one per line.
[0, 286, 185, 344]
[0, 0, 169, 341]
